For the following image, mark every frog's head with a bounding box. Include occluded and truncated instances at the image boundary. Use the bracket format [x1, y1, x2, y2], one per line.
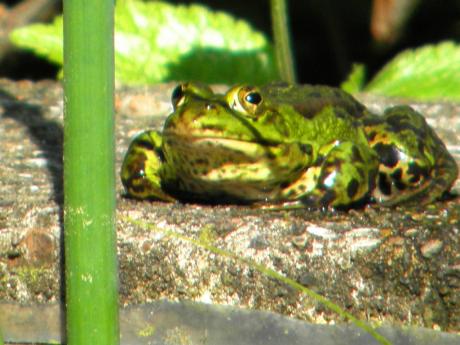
[163, 82, 295, 144]
[161, 83, 310, 191]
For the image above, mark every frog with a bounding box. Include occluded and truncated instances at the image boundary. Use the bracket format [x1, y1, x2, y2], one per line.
[121, 82, 458, 209]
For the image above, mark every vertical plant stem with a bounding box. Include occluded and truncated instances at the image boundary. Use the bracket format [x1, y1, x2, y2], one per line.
[270, 0, 296, 83]
[63, 0, 118, 344]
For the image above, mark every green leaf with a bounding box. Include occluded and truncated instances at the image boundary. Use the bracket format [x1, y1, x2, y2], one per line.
[340, 63, 366, 93]
[10, 0, 277, 85]
[10, 17, 63, 65]
[365, 41, 460, 101]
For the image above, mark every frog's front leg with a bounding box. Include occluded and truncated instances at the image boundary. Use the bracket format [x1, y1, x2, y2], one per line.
[121, 130, 175, 201]
[283, 142, 379, 208]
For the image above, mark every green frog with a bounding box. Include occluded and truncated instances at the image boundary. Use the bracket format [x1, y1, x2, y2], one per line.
[121, 82, 458, 208]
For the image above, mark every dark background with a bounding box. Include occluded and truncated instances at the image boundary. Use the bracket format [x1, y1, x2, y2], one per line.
[1, 0, 460, 85]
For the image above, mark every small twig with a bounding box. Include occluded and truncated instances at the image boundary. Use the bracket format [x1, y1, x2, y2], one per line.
[0, 0, 60, 60]
[371, 0, 420, 44]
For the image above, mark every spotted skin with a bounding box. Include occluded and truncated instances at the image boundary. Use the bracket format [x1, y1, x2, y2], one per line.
[121, 83, 458, 208]
[363, 105, 458, 205]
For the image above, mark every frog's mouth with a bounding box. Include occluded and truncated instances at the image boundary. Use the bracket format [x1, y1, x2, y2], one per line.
[163, 129, 280, 149]
[163, 110, 281, 148]
[163, 131, 281, 160]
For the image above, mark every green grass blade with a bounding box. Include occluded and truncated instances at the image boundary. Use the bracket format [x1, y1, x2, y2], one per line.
[63, 0, 119, 344]
[129, 218, 392, 345]
[270, 0, 296, 83]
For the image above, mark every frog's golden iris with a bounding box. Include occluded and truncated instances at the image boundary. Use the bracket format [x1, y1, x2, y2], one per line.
[121, 82, 458, 208]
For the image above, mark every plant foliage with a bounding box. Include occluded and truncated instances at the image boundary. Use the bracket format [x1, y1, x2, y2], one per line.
[10, 0, 277, 85]
[344, 41, 460, 101]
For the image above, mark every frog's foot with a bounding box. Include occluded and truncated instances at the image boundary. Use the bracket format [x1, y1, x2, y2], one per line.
[121, 130, 175, 201]
[376, 154, 458, 207]
[368, 106, 459, 206]
[282, 141, 379, 209]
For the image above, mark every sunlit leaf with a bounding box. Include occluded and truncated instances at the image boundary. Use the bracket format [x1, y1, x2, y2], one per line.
[365, 41, 460, 101]
[10, 0, 277, 85]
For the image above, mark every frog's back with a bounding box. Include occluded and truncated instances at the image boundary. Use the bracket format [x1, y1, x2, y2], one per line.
[260, 83, 368, 120]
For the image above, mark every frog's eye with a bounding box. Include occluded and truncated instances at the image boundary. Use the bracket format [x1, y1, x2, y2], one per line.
[244, 91, 262, 106]
[240, 88, 263, 116]
[171, 84, 185, 109]
[227, 85, 262, 116]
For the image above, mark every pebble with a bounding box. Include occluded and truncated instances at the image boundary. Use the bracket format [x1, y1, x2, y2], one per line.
[306, 225, 337, 239]
[420, 239, 443, 258]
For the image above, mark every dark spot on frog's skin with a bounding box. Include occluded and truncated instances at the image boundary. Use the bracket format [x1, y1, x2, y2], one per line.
[201, 124, 223, 131]
[368, 168, 377, 193]
[391, 168, 406, 190]
[195, 158, 208, 165]
[386, 114, 406, 127]
[130, 182, 146, 194]
[300, 143, 313, 155]
[347, 178, 359, 199]
[309, 91, 322, 98]
[314, 155, 325, 166]
[373, 143, 399, 168]
[363, 116, 383, 127]
[334, 108, 349, 119]
[391, 167, 402, 180]
[320, 190, 337, 206]
[286, 190, 296, 197]
[332, 89, 344, 99]
[186, 110, 207, 122]
[386, 114, 423, 135]
[293, 163, 304, 172]
[280, 181, 291, 189]
[367, 131, 377, 141]
[331, 158, 343, 169]
[300, 195, 319, 208]
[351, 120, 362, 128]
[417, 141, 426, 156]
[297, 184, 307, 192]
[206, 103, 217, 111]
[378, 173, 392, 195]
[353, 105, 367, 118]
[265, 151, 277, 160]
[125, 155, 147, 178]
[407, 163, 428, 184]
[135, 138, 155, 151]
[351, 146, 363, 163]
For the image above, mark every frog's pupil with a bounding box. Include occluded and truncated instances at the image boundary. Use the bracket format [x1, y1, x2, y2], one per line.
[245, 92, 262, 105]
[172, 85, 184, 106]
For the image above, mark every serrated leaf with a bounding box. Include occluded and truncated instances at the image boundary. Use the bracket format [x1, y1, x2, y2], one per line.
[340, 63, 366, 93]
[10, 17, 63, 65]
[365, 41, 460, 101]
[10, 0, 277, 85]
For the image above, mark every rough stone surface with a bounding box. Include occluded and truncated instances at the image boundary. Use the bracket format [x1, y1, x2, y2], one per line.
[0, 79, 459, 333]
